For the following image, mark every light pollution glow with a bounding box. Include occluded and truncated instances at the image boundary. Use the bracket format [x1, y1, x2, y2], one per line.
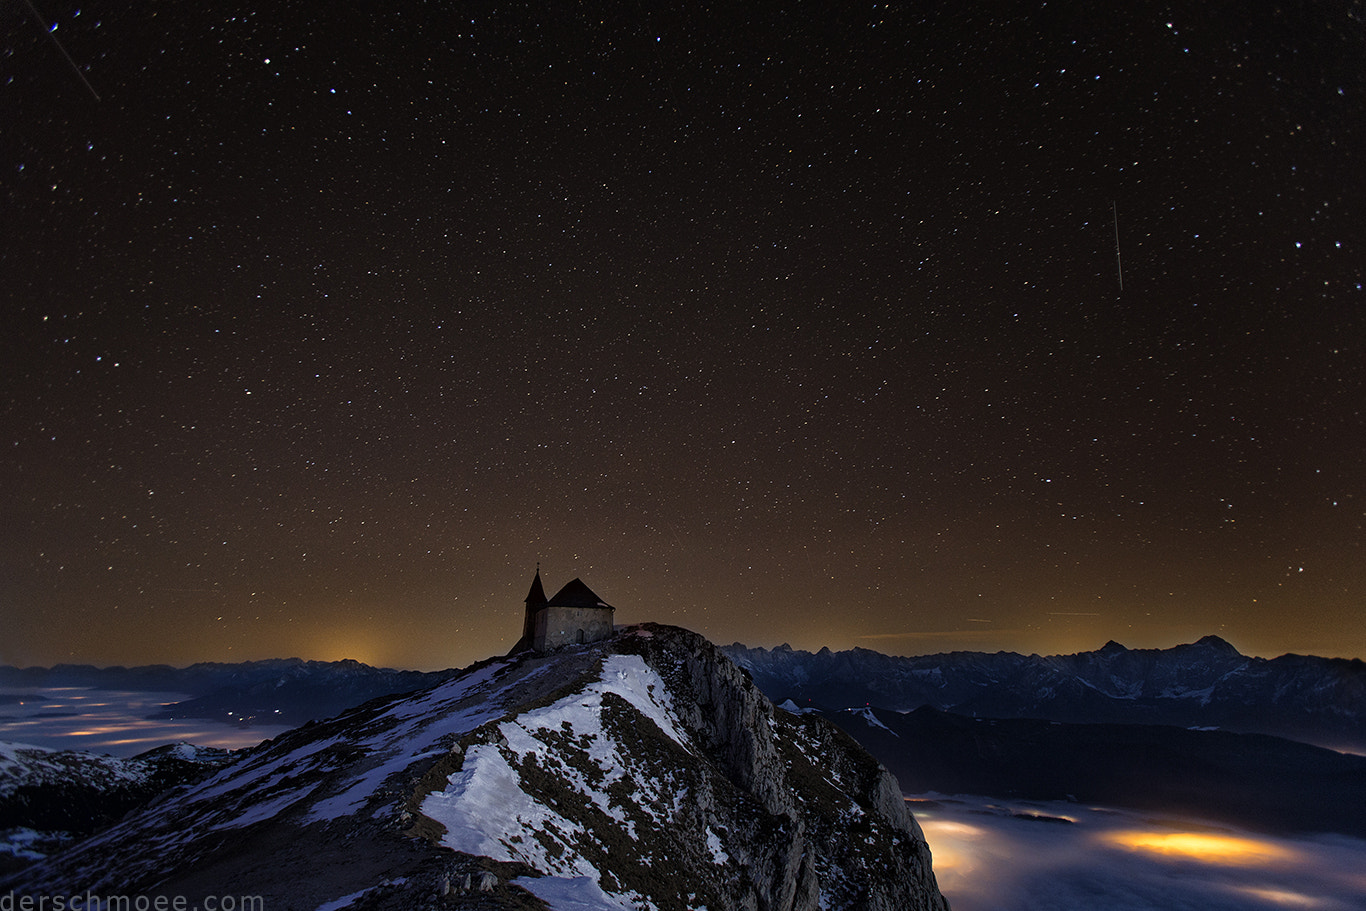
[1099, 830, 1300, 866]
[914, 797, 1366, 911]
[0, 688, 290, 756]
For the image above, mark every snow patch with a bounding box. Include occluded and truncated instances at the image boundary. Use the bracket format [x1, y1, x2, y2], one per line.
[313, 887, 371, 911]
[420, 655, 692, 888]
[422, 741, 585, 865]
[0, 827, 60, 861]
[305, 661, 530, 822]
[313, 880, 406, 911]
[169, 742, 216, 761]
[512, 875, 642, 911]
[849, 707, 898, 736]
[210, 782, 321, 830]
[1164, 685, 1215, 704]
[705, 826, 729, 865]
[595, 655, 689, 749]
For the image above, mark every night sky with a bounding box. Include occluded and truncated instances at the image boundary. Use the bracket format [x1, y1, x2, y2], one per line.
[2, 2, 1362, 671]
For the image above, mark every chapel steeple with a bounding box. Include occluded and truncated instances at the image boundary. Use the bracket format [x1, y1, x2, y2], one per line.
[525, 564, 547, 607]
[515, 565, 548, 651]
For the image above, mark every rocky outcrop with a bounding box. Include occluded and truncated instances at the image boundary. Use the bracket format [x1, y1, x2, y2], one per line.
[612, 625, 947, 910]
[5, 625, 949, 911]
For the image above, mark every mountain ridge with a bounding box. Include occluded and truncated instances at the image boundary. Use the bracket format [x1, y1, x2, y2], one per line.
[0, 742, 234, 875]
[4, 625, 949, 911]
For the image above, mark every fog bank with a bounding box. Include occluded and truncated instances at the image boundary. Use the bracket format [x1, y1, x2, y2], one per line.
[914, 794, 1366, 911]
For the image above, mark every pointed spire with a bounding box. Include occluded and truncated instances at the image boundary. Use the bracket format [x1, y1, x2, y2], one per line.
[525, 566, 547, 606]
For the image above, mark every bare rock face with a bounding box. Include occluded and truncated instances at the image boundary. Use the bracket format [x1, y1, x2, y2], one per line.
[615, 625, 948, 911]
[4, 624, 949, 911]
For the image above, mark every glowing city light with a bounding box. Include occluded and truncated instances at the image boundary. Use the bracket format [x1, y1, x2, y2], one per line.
[1099, 830, 1299, 866]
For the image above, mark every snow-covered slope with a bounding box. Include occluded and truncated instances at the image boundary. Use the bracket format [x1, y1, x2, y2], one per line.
[4, 626, 948, 911]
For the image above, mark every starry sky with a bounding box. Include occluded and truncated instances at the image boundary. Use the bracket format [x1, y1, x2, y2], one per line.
[2, 1, 1363, 671]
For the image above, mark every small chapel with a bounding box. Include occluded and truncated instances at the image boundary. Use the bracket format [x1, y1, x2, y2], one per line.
[511, 568, 616, 653]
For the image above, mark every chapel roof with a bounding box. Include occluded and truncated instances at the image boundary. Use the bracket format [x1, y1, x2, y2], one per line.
[545, 578, 614, 611]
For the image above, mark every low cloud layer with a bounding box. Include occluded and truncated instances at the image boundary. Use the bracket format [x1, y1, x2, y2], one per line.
[0, 687, 288, 756]
[914, 795, 1366, 911]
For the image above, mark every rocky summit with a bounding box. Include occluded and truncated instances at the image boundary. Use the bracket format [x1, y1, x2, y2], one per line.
[4, 625, 949, 911]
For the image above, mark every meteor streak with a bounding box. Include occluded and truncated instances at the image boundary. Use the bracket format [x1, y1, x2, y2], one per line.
[1112, 200, 1123, 292]
[22, 0, 101, 101]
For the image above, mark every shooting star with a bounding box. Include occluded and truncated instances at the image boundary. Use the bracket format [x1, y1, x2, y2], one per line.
[1112, 200, 1123, 292]
[22, 0, 101, 102]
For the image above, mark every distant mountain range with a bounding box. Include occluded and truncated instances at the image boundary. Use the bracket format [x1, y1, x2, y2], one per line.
[722, 635, 1366, 753]
[16, 636, 1360, 752]
[720, 635, 1366, 838]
